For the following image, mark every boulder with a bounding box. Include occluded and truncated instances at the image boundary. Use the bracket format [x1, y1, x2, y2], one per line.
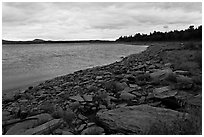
[23, 119, 62, 135]
[120, 92, 136, 101]
[152, 86, 177, 99]
[96, 105, 188, 134]
[6, 113, 53, 135]
[150, 68, 175, 82]
[82, 94, 93, 102]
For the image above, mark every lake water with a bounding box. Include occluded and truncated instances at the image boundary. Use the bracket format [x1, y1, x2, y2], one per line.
[2, 43, 147, 93]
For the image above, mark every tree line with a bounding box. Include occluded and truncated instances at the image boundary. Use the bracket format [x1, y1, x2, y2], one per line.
[116, 25, 202, 42]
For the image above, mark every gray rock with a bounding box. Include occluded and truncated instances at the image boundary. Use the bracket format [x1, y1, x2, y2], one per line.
[81, 126, 104, 135]
[87, 122, 96, 127]
[78, 114, 88, 121]
[120, 92, 136, 101]
[82, 94, 93, 102]
[120, 87, 136, 94]
[153, 86, 177, 99]
[69, 94, 84, 102]
[78, 124, 87, 131]
[6, 113, 53, 135]
[96, 104, 188, 134]
[150, 68, 174, 82]
[23, 119, 63, 135]
[129, 84, 141, 90]
[96, 76, 103, 80]
[62, 130, 74, 135]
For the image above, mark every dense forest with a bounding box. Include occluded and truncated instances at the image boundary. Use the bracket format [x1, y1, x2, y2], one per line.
[116, 25, 202, 42]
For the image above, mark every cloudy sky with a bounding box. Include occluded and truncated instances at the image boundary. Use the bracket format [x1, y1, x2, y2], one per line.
[2, 2, 202, 41]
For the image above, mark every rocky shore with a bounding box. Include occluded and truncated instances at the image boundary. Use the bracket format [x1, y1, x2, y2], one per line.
[2, 42, 202, 135]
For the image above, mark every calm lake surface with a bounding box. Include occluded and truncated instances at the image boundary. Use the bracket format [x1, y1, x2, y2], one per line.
[2, 43, 147, 93]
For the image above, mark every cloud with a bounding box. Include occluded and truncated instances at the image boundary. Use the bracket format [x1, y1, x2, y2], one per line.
[2, 2, 202, 40]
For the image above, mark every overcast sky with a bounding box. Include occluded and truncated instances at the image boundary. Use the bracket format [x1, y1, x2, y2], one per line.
[2, 2, 202, 41]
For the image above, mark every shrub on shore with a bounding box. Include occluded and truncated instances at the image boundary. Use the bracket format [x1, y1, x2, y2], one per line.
[147, 106, 202, 135]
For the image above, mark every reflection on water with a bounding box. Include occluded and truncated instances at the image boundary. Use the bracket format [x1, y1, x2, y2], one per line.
[2, 43, 147, 92]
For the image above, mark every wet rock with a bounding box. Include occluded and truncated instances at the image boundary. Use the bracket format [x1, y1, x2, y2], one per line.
[69, 94, 84, 102]
[96, 105, 188, 134]
[81, 126, 104, 135]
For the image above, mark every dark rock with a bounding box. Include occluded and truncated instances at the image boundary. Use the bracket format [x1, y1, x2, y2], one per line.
[96, 105, 188, 134]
